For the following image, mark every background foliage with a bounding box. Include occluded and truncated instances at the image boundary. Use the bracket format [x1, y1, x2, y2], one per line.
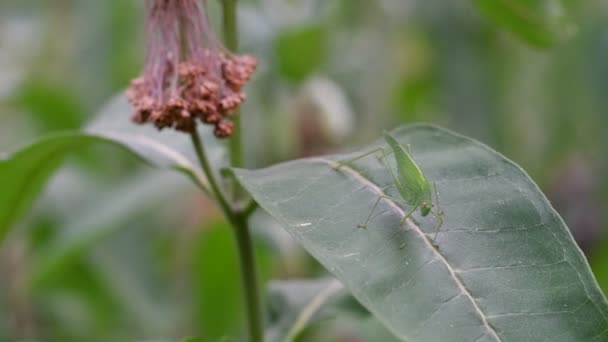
[1, 0, 608, 340]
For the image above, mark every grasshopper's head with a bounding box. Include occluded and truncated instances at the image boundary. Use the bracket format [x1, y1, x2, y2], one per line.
[420, 202, 432, 217]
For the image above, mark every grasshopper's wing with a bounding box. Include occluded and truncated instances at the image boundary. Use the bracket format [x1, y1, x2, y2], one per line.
[383, 131, 431, 204]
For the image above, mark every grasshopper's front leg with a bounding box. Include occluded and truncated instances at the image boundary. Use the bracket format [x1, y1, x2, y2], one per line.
[358, 195, 407, 229]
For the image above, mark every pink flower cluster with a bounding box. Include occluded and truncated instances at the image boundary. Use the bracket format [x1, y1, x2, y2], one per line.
[127, 0, 257, 137]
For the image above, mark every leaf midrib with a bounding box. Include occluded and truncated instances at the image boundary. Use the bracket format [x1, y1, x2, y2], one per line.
[317, 157, 503, 342]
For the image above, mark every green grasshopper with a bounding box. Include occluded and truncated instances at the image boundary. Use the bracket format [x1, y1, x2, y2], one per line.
[336, 131, 443, 240]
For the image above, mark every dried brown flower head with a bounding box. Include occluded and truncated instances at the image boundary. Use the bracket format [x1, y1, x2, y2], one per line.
[127, 0, 257, 137]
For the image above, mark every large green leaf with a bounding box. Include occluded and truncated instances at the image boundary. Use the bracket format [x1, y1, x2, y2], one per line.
[233, 124, 608, 341]
[474, 0, 573, 47]
[0, 93, 222, 243]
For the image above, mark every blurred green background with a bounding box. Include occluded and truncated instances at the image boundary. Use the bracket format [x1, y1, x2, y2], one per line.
[1, 0, 608, 341]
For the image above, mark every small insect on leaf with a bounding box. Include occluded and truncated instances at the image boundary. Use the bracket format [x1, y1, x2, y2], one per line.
[334, 131, 444, 241]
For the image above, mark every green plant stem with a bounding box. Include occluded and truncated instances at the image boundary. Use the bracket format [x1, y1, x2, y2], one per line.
[241, 200, 259, 219]
[190, 128, 233, 217]
[221, 0, 242, 169]
[221, 0, 238, 51]
[231, 214, 264, 342]
[190, 127, 263, 342]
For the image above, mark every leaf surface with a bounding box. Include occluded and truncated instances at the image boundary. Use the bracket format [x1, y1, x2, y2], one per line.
[234, 124, 608, 341]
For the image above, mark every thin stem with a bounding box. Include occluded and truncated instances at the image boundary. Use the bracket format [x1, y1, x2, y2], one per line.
[221, 0, 242, 169]
[190, 126, 263, 342]
[221, 0, 238, 51]
[190, 127, 233, 217]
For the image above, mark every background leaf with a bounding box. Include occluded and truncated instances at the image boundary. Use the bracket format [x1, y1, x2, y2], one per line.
[234, 124, 608, 341]
[193, 221, 274, 340]
[474, 0, 573, 46]
[28, 170, 190, 287]
[11, 80, 84, 131]
[274, 25, 327, 82]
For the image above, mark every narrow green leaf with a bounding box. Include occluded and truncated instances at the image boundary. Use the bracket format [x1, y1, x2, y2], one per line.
[0, 134, 112, 241]
[0, 93, 223, 243]
[234, 124, 608, 341]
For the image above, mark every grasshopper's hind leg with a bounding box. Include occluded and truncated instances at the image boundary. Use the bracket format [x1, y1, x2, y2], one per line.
[358, 196, 383, 229]
[358, 195, 405, 229]
[399, 205, 419, 227]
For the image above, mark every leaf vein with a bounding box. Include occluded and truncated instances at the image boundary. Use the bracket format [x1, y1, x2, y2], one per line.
[456, 259, 567, 273]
